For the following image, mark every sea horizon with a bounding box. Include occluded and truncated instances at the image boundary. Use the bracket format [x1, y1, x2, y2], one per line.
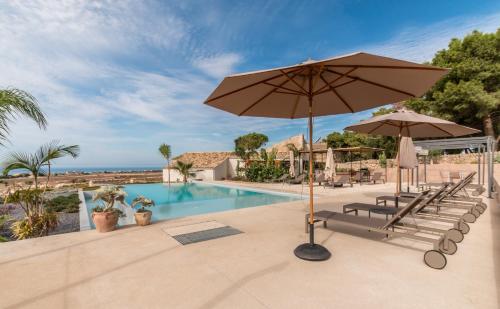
[2, 166, 163, 175]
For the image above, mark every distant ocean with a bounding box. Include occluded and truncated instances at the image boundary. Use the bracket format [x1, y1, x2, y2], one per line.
[3, 166, 162, 175]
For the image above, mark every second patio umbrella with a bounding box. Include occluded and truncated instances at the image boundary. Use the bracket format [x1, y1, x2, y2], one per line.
[345, 108, 480, 193]
[205, 52, 448, 261]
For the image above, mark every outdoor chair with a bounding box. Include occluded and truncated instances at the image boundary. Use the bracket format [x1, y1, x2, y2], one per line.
[370, 172, 385, 184]
[306, 191, 456, 269]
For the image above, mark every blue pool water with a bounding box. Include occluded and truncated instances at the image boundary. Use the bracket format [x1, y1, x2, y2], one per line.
[84, 183, 301, 227]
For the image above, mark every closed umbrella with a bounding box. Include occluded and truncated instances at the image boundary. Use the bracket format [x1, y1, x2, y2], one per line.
[289, 150, 295, 177]
[345, 108, 480, 193]
[205, 52, 448, 261]
[324, 148, 335, 180]
[397, 136, 418, 192]
[397, 136, 418, 169]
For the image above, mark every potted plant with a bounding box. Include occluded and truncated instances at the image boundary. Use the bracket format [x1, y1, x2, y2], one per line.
[91, 186, 126, 233]
[131, 195, 155, 226]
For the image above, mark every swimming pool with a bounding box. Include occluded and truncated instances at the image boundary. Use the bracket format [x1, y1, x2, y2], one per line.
[83, 182, 302, 228]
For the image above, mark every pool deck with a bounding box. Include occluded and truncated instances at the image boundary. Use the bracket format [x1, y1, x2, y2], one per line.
[0, 182, 499, 309]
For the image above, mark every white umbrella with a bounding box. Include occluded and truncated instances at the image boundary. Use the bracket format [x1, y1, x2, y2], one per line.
[324, 148, 335, 180]
[289, 150, 295, 177]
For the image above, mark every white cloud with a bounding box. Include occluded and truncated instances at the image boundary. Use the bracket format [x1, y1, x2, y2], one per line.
[361, 12, 500, 63]
[193, 53, 243, 79]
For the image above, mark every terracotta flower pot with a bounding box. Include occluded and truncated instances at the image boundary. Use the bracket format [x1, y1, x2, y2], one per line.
[134, 210, 152, 226]
[92, 211, 119, 233]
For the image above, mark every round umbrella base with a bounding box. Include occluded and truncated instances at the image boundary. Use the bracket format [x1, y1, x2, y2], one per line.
[294, 243, 331, 261]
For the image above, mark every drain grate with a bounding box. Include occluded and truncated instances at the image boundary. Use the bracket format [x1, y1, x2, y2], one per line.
[172, 226, 242, 245]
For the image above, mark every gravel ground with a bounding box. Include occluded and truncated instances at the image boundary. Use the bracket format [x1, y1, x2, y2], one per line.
[0, 203, 80, 241]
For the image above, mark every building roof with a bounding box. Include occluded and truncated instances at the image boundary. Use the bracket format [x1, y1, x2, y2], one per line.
[266, 134, 305, 153]
[169, 152, 237, 169]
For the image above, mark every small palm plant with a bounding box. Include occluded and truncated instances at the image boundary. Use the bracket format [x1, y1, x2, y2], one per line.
[131, 195, 155, 226]
[174, 161, 194, 183]
[2, 141, 80, 189]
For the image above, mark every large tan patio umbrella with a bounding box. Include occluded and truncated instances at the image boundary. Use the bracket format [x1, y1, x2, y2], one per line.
[204, 52, 448, 261]
[345, 108, 480, 193]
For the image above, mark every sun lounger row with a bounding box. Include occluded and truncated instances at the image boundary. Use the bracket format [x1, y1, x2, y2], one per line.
[306, 175, 487, 270]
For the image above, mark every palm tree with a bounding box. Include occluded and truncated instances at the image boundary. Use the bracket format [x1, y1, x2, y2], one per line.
[2, 141, 80, 189]
[0, 88, 47, 143]
[159, 143, 172, 185]
[174, 161, 193, 183]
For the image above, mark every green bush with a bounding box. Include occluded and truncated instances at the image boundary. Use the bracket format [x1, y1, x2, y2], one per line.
[245, 162, 285, 182]
[45, 194, 81, 213]
[378, 153, 387, 168]
[11, 211, 58, 240]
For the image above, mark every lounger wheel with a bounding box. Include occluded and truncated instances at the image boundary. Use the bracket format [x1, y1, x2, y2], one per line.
[457, 221, 470, 234]
[462, 213, 476, 223]
[475, 205, 484, 214]
[439, 239, 458, 255]
[471, 208, 480, 218]
[446, 228, 464, 243]
[424, 250, 447, 270]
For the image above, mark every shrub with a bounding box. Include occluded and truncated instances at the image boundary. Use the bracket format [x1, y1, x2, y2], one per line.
[10, 211, 58, 240]
[378, 153, 387, 168]
[245, 162, 285, 182]
[45, 194, 80, 213]
[5, 188, 59, 239]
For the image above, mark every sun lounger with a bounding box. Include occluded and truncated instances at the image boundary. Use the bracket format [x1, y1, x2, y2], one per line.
[288, 174, 305, 184]
[344, 188, 467, 243]
[306, 192, 456, 269]
[323, 174, 352, 188]
[267, 174, 289, 183]
[403, 173, 486, 219]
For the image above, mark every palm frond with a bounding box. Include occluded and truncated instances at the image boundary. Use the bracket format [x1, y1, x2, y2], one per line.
[159, 143, 171, 160]
[0, 88, 47, 142]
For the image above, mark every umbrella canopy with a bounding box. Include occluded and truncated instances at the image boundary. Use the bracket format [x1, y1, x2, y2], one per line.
[345, 109, 480, 137]
[324, 148, 335, 180]
[345, 108, 480, 193]
[289, 150, 295, 177]
[397, 137, 418, 169]
[205, 52, 448, 118]
[204, 52, 448, 261]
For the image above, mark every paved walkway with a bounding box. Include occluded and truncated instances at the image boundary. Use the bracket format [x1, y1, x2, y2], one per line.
[0, 183, 498, 308]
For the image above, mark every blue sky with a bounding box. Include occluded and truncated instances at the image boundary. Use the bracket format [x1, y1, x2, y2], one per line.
[1, 1, 499, 167]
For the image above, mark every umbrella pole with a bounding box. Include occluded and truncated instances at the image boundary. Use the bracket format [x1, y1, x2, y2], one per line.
[294, 93, 330, 261]
[396, 133, 401, 195]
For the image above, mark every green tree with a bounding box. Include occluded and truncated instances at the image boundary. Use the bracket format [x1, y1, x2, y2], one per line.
[0, 88, 47, 143]
[159, 143, 172, 185]
[234, 132, 268, 162]
[405, 29, 500, 142]
[2, 141, 80, 189]
[174, 161, 194, 183]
